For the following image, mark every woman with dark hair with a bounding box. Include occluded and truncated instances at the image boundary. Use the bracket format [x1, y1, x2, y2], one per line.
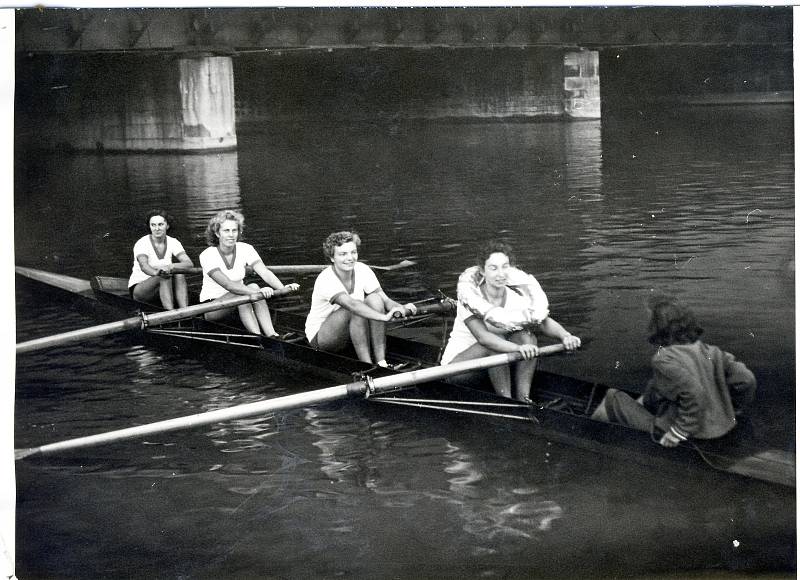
[128, 209, 194, 309]
[591, 296, 757, 447]
[441, 240, 581, 402]
[199, 209, 299, 336]
[304, 230, 417, 367]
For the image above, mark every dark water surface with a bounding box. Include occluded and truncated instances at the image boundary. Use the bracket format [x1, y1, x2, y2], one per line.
[14, 105, 795, 578]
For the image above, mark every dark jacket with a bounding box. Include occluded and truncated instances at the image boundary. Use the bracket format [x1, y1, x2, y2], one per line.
[644, 341, 756, 439]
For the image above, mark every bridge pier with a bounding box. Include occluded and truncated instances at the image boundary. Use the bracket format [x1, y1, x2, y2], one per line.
[17, 53, 237, 152]
[564, 50, 601, 119]
[174, 56, 237, 151]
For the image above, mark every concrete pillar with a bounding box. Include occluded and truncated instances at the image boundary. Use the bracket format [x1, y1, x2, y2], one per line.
[107, 55, 237, 152]
[563, 50, 601, 119]
[177, 56, 237, 151]
[17, 54, 238, 152]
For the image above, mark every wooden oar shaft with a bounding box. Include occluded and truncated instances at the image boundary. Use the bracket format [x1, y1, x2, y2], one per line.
[16, 383, 365, 460]
[185, 266, 329, 275]
[15, 343, 566, 460]
[185, 260, 415, 275]
[143, 286, 294, 326]
[369, 344, 565, 391]
[16, 287, 295, 354]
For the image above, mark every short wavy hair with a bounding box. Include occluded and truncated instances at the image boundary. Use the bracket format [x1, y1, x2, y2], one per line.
[205, 209, 245, 246]
[323, 231, 361, 260]
[647, 296, 704, 346]
[145, 209, 176, 234]
[476, 239, 515, 269]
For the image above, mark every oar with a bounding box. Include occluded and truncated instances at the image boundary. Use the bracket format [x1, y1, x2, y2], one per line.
[391, 297, 457, 319]
[365, 259, 417, 271]
[184, 259, 416, 276]
[16, 286, 297, 355]
[15, 344, 567, 460]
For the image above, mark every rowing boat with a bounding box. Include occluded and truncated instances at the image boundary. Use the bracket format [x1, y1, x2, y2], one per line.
[15, 266, 796, 487]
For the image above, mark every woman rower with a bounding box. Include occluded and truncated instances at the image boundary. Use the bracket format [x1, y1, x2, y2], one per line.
[441, 240, 581, 402]
[199, 209, 299, 336]
[128, 209, 194, 310]
[304, 231, 417, 367]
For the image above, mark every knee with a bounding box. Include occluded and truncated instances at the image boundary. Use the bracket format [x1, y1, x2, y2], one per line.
[604, 388, 634, 413]
[246, 283, 259, 291]
[604, 388, 624, 405]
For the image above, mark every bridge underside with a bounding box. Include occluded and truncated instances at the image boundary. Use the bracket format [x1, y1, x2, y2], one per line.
[15, 7, 791, 53]
[14, 7, 791, 152]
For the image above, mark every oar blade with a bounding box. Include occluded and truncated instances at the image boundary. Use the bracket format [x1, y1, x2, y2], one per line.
[14, 448, 38, 461]
[370, 259, 417, 271]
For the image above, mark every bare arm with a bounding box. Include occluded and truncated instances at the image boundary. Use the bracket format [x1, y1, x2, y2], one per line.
[370, 289, 418, 317]
[173, 251, 194, 269]
[136, 254, 161, 277]
[208, 269, 261, 297]
[160, 252, 195, 275]
[464, 317, 538, 359]
[538, 317, 581, 351]
[333, 293, 394, 322]
[251, 260, 299, 292]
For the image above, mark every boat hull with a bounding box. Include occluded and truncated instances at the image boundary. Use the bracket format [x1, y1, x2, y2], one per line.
[15, 267, 795, 487]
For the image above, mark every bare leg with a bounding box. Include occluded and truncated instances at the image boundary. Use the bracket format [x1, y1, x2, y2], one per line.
[488, 366, 512, 398]
[246, 283, 277, 336]
[173, 273, 189, 308]
[236, 303, 261, 334]
[349, 312, 372, 362]
[158, 277, 175, 310]
[131, 275, 163, 306]
[253, 301, 277, 336]
[509, 330, 538, 402]
[204, 305, 234, 323]
[203, 293, 260, 334]
[316, 308, 372, 363]
[365, 293, 387, 363]
[450, 343, 512, 398]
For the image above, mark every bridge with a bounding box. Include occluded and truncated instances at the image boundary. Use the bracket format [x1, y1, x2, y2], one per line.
[15, 7, 792, 152]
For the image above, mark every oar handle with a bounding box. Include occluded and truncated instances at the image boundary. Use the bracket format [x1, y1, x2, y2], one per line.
[391, 298, 457, 319]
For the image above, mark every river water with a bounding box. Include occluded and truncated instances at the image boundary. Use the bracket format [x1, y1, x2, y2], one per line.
[14, 104, 795, 578]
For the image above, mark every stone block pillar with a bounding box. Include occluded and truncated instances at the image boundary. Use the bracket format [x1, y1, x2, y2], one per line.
[563, 50, 601, 119]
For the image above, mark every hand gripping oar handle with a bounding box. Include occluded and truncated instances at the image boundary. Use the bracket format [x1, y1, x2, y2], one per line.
[16, 286, 297, 355]
[15, 343, 568, 460]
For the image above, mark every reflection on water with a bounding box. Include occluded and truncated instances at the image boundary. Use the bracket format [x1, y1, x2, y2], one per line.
[441, 457, 564, 546]
[305, 404, 565, 549]
[14, 106, 795, 578]
[180, 152, 243, 224]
